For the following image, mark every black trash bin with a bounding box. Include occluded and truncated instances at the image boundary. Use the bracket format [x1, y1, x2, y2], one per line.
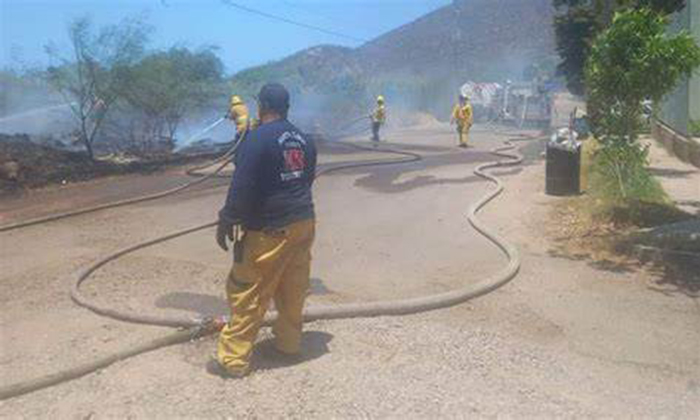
[545, 143, 581, 196]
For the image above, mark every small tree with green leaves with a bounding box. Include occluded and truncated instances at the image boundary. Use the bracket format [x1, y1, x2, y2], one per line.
[121, 47, 225, 151]
[586, 8, 700, 144]
[553, 0, 686, 96]
[45, 16, 151, 160]
[585, 7, 700, 205]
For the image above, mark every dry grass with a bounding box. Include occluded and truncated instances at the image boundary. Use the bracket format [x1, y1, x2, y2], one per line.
[546, 195, 638, 268]
[546, 140, 698, 293]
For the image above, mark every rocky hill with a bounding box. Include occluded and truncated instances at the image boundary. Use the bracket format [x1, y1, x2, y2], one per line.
[357, 0, 555, 80]
[231, 0, 556, 125]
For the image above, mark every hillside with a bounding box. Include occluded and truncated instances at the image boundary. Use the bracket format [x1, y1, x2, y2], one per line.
[357, 0, 555, 80]
[231, 45, 366, 129]
[230, 0, 556, 126]
[232, 45, 362, 95]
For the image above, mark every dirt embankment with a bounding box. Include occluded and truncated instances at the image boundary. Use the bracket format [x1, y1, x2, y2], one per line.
[0, 134, 226, 196]
[546, 175, 699, 297]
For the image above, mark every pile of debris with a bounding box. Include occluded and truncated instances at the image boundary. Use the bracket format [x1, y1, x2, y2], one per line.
[0, 134, 221, 195]
[0, 134, 114, 192]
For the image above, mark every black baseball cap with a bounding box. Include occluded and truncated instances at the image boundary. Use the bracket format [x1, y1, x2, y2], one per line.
[257, 82, 290, 116]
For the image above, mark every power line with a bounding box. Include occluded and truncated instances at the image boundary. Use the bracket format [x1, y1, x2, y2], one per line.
[278, 0, 355, 27]
[220, 0, 368, 43]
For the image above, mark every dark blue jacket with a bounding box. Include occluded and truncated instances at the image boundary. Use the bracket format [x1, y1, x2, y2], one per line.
[219, 119, 316, 230]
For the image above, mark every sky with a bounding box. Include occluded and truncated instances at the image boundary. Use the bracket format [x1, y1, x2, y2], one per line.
[0, 0, 451, 74]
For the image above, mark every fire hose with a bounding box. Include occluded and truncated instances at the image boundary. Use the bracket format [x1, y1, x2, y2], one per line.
[0, 117, 383, 234]
[0, 122, 533, 401]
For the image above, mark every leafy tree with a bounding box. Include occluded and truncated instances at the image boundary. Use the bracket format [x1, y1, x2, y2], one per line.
[586, 8, 700, 201]
[553, 0, 686, 95]
[121, 47, 225, 150]
[45, 16, 151, 159]
[553, 1, 600, 95]
[586, 8, 700, 143]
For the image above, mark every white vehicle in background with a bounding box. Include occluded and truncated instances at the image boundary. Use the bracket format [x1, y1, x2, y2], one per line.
[460, 79, 553, 128]
[460, 82, 502, 122]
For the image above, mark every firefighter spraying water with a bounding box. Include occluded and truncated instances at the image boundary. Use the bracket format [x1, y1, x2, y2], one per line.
[226, 94, 256, 143]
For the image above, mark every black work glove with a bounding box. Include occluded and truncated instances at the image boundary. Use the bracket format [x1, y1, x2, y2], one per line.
[216, 218, 235, 251]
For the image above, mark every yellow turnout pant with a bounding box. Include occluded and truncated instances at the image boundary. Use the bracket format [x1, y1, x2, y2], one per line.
[217, 219, 315, 372]
[457, 123, 471, 146]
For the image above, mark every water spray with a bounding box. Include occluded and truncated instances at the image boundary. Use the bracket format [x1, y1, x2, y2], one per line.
[175, 117, 227, 150]
[0, 103, 74, 124]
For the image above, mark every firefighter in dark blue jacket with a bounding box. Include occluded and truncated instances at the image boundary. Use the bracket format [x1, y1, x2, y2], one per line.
[212, 83, 317, 378]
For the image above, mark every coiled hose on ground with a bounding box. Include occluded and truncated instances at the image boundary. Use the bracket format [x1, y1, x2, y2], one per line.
[0, 126, 533, 401]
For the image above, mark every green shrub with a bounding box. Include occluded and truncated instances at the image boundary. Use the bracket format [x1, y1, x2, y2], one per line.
[690, 119, 700, 137]
[586, 8, 700, 144]
[583, 7, 700, 220]
[590, 141, 667, 205]
[587, 141, 678, 226]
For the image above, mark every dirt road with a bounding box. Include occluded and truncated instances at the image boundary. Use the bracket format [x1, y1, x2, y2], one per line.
[1, 123, 698, 417]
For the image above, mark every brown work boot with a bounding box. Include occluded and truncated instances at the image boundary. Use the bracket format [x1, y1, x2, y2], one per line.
[206, 358, 250, 379]
[272, 345, 302, 362]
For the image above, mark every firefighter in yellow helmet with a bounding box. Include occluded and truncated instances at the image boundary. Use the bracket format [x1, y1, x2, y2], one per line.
[451, 94, 473, 148]
[227, 95, 252, 142]
[371, 95, 386, 142]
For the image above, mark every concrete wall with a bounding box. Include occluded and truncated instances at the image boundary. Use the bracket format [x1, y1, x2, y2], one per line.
[653, 120, 700, 168]
[659, 0, 699, 136]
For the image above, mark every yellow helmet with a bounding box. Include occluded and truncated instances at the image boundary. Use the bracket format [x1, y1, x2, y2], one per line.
[377, 95, 385, 104]
[230, 95, 243, 106]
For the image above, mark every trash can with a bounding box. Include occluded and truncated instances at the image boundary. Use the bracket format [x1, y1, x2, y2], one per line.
[545, 143, 581, 196]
